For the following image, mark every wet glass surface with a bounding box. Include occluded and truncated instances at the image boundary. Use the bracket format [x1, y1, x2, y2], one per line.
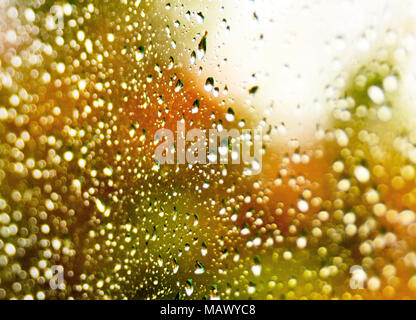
[0, 0, 416, 300]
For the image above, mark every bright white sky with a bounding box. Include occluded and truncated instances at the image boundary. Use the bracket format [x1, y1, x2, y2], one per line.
[160, 0, 416, 149]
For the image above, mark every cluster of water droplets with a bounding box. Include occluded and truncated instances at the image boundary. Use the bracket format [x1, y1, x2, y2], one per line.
[0, 0, 416, 300]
